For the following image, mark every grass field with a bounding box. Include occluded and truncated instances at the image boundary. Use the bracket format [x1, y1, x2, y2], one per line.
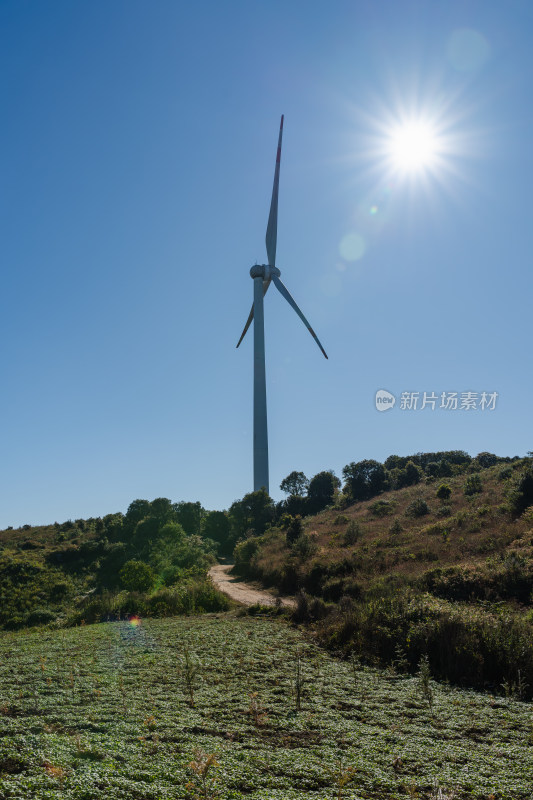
[1, 614, 531, 799]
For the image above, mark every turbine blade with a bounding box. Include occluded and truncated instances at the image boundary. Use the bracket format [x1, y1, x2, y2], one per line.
[236, 305, 254, 348]
[272, 275, 328, 359]
[236, 280, 272, 348]
[265, 115, 284, 267]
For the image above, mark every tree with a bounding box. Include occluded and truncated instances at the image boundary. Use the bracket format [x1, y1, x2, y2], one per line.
[307, 470, 340, 513]
[228, 489, 275, 544]
[173, 501, 205, 536]
[280, 471, 309, 497]
[125, 499, 151, 526]
[202, 511, 231, 554]
[119, 560, 155, 592]
[476, 452, 499, 468]
[436, 483, 452, 501]
[392, 460, 423, 489]
[342, 460, 388, 501]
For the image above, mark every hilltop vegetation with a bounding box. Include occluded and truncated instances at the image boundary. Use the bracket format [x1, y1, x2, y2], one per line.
[233, 452, 533, 699]
[1, 449, 532, 701]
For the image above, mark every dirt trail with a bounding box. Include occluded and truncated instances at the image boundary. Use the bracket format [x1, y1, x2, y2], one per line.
[208, 564, 295, 608]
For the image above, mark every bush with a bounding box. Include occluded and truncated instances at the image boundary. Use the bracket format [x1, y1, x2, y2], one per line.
[436, 505, 452, 518]
[292, 533, 317, 560]
[119, 560, 156, 592]
[508, 467, 533, 518]
[343, 521, 361, 545]
[436, 483, 452, 501]
[389, 519, 403, 535]
[369, 500, 395, 517]
[498, 467, 513, 481]
[464, 474, 483, 496]
[286, 516, 303, 545]
[406, 498, 429, 518]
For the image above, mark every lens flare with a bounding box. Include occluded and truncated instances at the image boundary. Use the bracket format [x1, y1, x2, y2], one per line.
[387, 121, 439, 173]
[129, 615, 141, 627]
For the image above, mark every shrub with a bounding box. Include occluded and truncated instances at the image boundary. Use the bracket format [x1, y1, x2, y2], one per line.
[369, 500, 395, 517]
[406, 498, 429, 518]
[286, 516, 303, 545]
[464, 475, 483, 496]
[508, 467, 533, 518]
[292, 533, 317, 560]
[436, 505, 452, 518]
[389, 519, 403, 535]
[436, 483, 452, 501]
[498, 467, 513, 481]
[333, 514, 349, 525]
[343, 521, 361, 545]
[119, 560, 155, 593]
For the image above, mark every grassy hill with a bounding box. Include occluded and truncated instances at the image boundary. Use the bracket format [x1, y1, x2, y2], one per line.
[0, 615, 532, 799]
[234, 459, 533, 698]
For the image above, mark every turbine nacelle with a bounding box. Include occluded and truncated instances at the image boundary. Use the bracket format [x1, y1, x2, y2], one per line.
[250, 264, 280, 280]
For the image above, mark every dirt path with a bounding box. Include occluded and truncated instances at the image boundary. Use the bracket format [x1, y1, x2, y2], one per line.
[209, 564, 295, 608]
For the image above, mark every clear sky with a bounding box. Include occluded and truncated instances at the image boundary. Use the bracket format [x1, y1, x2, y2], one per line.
[1, 0, 532, 528]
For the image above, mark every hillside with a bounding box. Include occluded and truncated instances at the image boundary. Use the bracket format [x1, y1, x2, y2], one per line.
[234, 458, 533, 698]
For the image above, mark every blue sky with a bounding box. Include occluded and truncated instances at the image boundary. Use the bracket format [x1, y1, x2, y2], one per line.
[1, 0, 532, 527]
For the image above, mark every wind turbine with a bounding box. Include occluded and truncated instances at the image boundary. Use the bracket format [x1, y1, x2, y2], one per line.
[236, 115, 328, 495]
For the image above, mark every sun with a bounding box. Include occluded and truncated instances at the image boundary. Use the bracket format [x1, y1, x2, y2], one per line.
[387, 120, 440, 173]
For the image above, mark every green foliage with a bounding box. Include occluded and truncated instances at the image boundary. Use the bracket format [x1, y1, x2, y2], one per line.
[389, 519, 403, 535]
[279, 470, 309, 497]
[464, 474, 483, 496]
[228, 489, 274, 544]
[369, 500, 395, 517]
[343, 521, 361, 544]
[342, 459, 388, 502]
[173, 501, 205, 536]
[436, 483, 452, 501]
[119, 560, 156, 592]
[508, 466, 533, 517]
[286, 515, 303, 545]
[307, 470, 341, 513]
[0, 615, 529, 799]
[390, 460, 423, 489]
[291, 532, 317, 560]
[405, 497, 430, 517]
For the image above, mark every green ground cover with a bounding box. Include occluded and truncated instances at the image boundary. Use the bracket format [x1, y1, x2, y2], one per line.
[0, 615, 531, 799]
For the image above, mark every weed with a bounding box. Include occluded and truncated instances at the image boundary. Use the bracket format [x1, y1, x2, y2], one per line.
[325, 759, 358, 800]
[182, 648, 199, 708]
[294, 655, 305, 712]
[247, 692, 268, 726]
[186, 749, 219, 800]
[416, 654, 434, 713]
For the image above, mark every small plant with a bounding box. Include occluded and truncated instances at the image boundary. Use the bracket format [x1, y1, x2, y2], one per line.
[392, 643, 409, 673]
[247, 692, 267, 726]
[343, 521, 360, 545]
[417, 654, 434, 713]
[186, 749, 220, 800]
[436, 483, 452, 501]
[182, 649, 199, 708]
[294, 655, 305, 712]
[326, 759, 358, 800]
[436, 505, 452, 517]
[389, 519, 403, 535]
[464, 474, 483, 496]
[333, 514, 349, 525]
[286, 515, 303, 545]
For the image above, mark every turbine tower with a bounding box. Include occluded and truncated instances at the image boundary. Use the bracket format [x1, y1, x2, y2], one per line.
[237, 116, 328, 494]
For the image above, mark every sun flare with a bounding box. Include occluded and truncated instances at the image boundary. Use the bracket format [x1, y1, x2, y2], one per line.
[387, 120, 440, 173]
